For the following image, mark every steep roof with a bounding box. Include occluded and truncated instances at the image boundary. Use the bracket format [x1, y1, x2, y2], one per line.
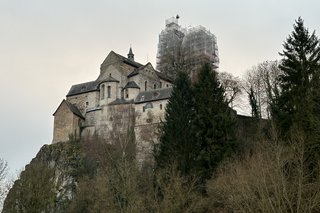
[124, 81, 140, 89]
[127, 62, 173, 83]
[127, 63, 149, 78]
[113, 51, 143, 68]
[135, 87, 172, 104]
[67, 51, 162, 97]
[53, 99, 85, 119]
[155, 71, 173, 83]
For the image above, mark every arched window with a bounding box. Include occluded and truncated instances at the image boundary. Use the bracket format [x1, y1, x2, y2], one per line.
[145, 81, 147, 91]
[125, 89, 129, 98]
[107, 86, 111, 98]
[101, 84, 105, 100]
[144, 103, 153, 109]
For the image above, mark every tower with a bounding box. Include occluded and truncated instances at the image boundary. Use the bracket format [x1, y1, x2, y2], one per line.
[128, 47, 134, 61]
[156, 17, 219, 82]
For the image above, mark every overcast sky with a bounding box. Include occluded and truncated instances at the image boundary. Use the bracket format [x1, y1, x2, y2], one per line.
[0, 0, 319, 175]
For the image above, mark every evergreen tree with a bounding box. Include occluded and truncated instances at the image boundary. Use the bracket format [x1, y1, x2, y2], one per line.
[155, 71, 196, 176]
[273, 18, 320, 133]
[193, 64, 237, 180]
[273, 17, 320, 160]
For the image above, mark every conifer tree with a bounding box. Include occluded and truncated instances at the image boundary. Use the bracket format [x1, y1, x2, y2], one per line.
[155, 71, 196, 176]
[273, 18, 320, 137]
[273, 18, 320, 163]
[192, 64, 237, 180]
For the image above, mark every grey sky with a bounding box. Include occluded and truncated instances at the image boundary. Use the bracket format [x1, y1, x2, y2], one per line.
[0, 0, 319, 175]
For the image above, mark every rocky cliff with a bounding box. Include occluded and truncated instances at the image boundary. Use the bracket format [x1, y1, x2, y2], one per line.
[2, 140, 95, 213]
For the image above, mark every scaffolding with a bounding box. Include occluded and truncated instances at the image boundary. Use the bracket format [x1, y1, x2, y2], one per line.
[156, 17, 219, 80]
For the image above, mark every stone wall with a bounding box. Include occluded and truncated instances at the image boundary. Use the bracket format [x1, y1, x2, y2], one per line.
[53, 102, 82, 143]
[135, 100, 167, 126]
[67, 91, 99, 115]
[134, 99, 168, 165]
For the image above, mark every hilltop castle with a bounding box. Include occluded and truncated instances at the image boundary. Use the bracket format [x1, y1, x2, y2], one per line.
[52, 17, 224, 163]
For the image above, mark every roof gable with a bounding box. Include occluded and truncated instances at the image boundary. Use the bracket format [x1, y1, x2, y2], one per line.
[53, 99, 85, 119]
[101, 51, 143, 69]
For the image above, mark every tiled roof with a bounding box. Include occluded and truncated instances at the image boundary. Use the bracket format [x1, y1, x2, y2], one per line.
[124, 81, 140, 89]
[127, 63, 149, 78]
[127, 69, 139, 78]
[155, 71, 173, 83]
[135, 87, 172, 104]
[65, 101, 85, 119]
[113, 51, 143, 68]
[67, 81, 99, 97]
[108, 98, 134, 105]
[66, 76, 120, 97]
[127, 62, 173, 83]
[53, 99, 85, 119]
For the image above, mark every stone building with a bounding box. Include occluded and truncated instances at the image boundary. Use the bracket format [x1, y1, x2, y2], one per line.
[52, 49, 173, 162]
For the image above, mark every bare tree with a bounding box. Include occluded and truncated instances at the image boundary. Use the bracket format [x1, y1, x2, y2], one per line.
[0, 158, 9, 212]
[243, 61, 281, 118]
[207, 129, 320, 212]
[218, 72, 242, 108]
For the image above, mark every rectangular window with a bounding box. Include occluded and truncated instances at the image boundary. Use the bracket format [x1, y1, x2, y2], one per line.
[101, 84, 105, 100]
[107, 86, 111, 98]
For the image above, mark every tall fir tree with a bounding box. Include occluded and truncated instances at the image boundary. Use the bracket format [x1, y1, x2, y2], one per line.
[155, 71, 196, 176]
[273, 17, 320, 158]
[192, 64, 237, 180]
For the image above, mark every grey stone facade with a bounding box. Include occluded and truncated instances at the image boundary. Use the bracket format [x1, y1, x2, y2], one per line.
[52, 49, 173, 163]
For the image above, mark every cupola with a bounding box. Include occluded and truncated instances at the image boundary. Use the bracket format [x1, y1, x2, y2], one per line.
[127, 47, 134, 61]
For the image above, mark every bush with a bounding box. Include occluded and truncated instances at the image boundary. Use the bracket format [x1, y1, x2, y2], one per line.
[206, 131, 320, 212]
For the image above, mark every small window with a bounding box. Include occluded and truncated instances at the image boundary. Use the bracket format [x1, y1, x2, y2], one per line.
[101, 84, 105, 100]
[120, 87, 124, 99]
[143, 106, 145, 112]
[145, 81, 147, 91]
[154, 84, 156, 89]
[160, 104, 162, 110]
[144, 103, 153, 109]
[160, 82, 162, 88]
[125, 89, 129, 98]
[86, 102, 89, 107]
[107, 86, 111, 98]
[166, 84, 169, 87]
